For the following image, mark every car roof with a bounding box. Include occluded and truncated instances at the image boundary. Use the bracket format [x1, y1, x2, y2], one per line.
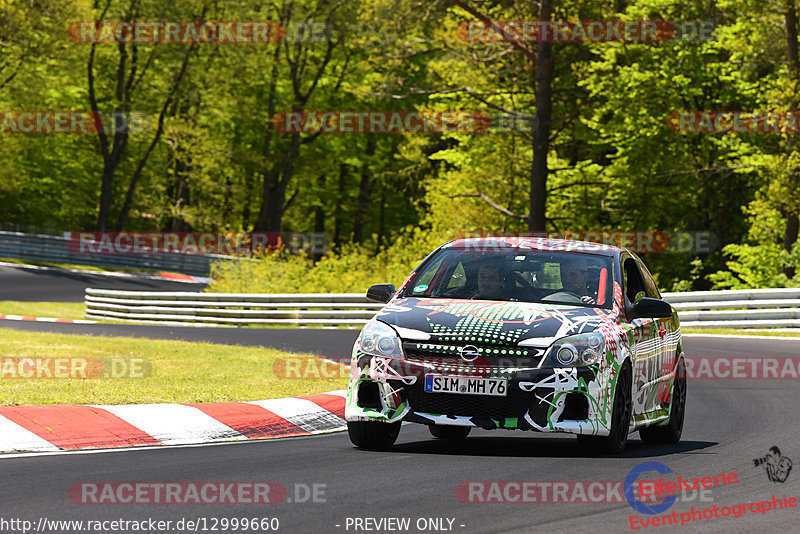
[443, 236, 621, 256]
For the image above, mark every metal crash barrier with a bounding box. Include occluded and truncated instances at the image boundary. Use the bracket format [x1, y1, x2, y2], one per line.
[84, 288, 800, 329]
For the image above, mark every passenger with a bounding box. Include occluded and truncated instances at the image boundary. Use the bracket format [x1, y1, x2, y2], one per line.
[560, 257, 596, 304]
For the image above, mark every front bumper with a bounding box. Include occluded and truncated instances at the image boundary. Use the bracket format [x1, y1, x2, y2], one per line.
[345, 352, 613, 435]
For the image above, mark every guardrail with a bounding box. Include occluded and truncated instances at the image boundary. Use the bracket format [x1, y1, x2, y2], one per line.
[662, 288, 800, 329]
[85, 289, 383, 326]
[84, 288, 800, 329]
[0, 231, 231, 276]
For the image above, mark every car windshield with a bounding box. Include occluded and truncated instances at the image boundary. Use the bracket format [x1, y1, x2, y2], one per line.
[401, 247, 614, 309]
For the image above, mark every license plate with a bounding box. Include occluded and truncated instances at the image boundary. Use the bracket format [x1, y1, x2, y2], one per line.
[424, 375, 507, 397]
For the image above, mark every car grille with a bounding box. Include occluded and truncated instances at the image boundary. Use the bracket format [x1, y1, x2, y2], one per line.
[401, 342, 543, 376]
[396, 379, 537, 420]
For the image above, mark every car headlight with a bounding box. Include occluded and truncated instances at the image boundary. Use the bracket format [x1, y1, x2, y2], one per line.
[544, 332, 605, 367]
[358, 319, 403, 358]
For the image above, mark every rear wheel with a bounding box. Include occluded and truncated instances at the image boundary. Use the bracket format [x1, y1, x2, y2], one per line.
[640, 358, 687, 444]
[347, 420, 401, 450]
[578, 363, 632, 455]
[429, 425, 471, 440]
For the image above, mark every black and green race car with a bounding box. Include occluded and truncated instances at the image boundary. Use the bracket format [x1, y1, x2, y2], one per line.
[345, 237, 687, 454]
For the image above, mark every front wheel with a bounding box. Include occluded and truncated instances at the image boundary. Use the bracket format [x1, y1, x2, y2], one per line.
[578, 363, 632, 455]
[429, 425, 471, 440]
[347, 420, 401, 450]
[640, 358, 687, 444]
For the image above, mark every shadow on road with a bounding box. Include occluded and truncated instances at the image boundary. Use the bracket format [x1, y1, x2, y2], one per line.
[390, 436, 716, 459]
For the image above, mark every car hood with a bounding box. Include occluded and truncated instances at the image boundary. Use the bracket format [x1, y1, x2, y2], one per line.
[375, 297, 614, 347]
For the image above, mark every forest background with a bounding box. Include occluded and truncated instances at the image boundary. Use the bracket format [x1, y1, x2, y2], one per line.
[2, 0, 800, 293]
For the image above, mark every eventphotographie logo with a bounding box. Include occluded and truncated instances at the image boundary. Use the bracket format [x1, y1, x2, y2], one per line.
[753, 446, 793, 483]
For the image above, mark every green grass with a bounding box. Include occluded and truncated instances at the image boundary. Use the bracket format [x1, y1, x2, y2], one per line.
[0, 300, 364, 328]
[683, 328, 800, 337]
[0, 328, 348, 405]
[0, 301, 87, 320]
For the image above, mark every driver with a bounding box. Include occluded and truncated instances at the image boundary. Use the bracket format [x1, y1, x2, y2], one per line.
[560, 256, 595, 305]
[472, 263, 506, 300]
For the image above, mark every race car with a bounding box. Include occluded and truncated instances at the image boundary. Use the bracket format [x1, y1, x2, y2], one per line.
[345, 237, 686, 454]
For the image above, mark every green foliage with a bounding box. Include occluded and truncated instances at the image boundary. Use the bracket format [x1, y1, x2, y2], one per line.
[708, 178, 800, 289]
[3, 0, 800, 290]
[671, 257, 704, 292]
[208, 228, 447, 294]
[709, 242, 800, 289]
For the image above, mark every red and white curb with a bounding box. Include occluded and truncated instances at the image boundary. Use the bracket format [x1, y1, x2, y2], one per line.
[0, 313, 96, 324]
[155, 272, 216, 283]
[0, 390, 346, 454]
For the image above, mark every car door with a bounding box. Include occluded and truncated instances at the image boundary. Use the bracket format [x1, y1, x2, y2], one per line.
[633, 253, 677, 412]
[620, 253, 666, 419]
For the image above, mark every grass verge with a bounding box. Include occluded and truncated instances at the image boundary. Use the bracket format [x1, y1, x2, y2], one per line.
[0, 328, 348, 405]
[0, 301, 362, 328]
[0, 301, 86, 321]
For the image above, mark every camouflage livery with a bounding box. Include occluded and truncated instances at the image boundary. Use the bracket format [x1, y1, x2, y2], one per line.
[345, 237, 685, 446]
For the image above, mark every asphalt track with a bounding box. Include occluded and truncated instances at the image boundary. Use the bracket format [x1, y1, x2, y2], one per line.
[0, 321, 359, 358]
[1, 331, 798, 533]
[0, 265, 206, 302]
[1, 268, 800, 533]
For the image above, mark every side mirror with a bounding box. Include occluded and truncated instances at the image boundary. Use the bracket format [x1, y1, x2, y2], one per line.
[366, 283, 396, 303]
[630, 297, 673, 319]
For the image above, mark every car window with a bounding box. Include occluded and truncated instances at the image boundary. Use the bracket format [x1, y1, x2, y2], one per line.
[622, 257, 648, 303]
[633, 255, 661, 299]
[447, 263, 467, 289]
[535, 261, 562, 288]
[402, 248, 614, 308]
[409, 256, 445, 295]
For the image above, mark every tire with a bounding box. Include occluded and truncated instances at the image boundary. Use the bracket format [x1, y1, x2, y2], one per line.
[429, 425, 471, 440]
[347, 420, 401, 450]
[640, 358, 687, 444]
[577, 363, 632, 455]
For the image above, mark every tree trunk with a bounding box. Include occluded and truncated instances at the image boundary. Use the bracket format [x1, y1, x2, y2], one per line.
[313, 173, 326, 261]
[352, 137, 376, 244]
[529, 0, 554, 232]
[314, 174, 326, 235]
[333, 163, 347, 249]
[784, 213, 799, 250]
[376, 182, 386, 255]
[783, 1, 799, 277]
[96, 164, 117, 232]
[89, 37, 128, 232]
[166, 149, 192, 232]
[255, 43, 282, 232]
[264, 131, 302, 232]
